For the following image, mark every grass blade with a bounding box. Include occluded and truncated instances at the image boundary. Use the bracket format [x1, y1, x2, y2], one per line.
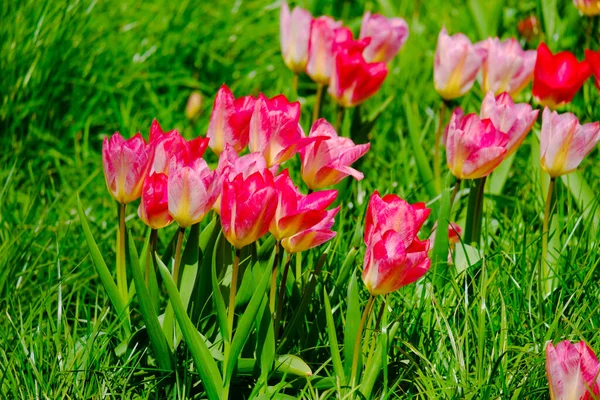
[343, 273, 361, 381]
[323, 288, 344, 383]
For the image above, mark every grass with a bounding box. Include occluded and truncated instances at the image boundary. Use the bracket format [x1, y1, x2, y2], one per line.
[1, 0, 600, 398]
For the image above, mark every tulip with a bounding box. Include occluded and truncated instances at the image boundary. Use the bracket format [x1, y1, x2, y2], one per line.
[102, 132, 152, 204]
[480, 92, 539, 157]
[445, 112, 508, 180]
[280, 1, 313, 74]
[517, 15, 541, 42]
[271, 170, 339, 253]
[585, 49, 600, 90]
[138, 172, 173, 230]
[359, 12, 409, 64]
[207, 84, 256, 155]
[328, 39, 388, 108]
[185, 91, 203, 121]
[306, 17, 348, 85]
[476, 37, 537, 96]
[300, 119, 370, 190]
[546, 340, 600, 399]
[540, 108, 600, 178]
[221, 168, 277, 249]
[532, 43, 592, 109]
[434, 28, 486, 100]
[248, 93, 310, 168]
[362, 191, 431, 296]
[573, 0, 600, 15]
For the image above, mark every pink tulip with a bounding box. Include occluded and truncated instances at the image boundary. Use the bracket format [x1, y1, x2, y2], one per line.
[445, 112, 508, 180]
[546, 340, 600, 399]
[207, 84, 256, 156]
[300, 119, 370, 190]
[280, 1, 313, 74]
[540, 108, 600, 178]
[248, 93, 311, 168]
[573, 0, 600, 15]
[359, 11, 409, 63]
[434, 28, 486, 100]
[328, 38, 388, 107]
[138, 173, 173, 230]
[270, 169, 339, 253]
[306, 17, 349, 85]
[362, 191, 431, 296]
[476, 37, 537, 96]
[221, 167, 277, 249]
[480, 92, 539, 157]
[102, 132, 152, 204]
[168, 152, 218, 228]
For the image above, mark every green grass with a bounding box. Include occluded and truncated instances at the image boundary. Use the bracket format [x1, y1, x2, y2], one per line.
[1, 0, 600, 398]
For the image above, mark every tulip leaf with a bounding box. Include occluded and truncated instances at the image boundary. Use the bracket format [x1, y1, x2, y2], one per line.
[126, 233, 173, 372]
[192, 216, 221, 324]
[361, 321, 400, 397]
[562, 171, 600, 230]
[211, 231, 230, 344]
[274, 354, 312, 377]
[77, 196, 130, 336]
[431, 173, 453, 287]
[323, 288, 345, 384]
[489, 153, 515, 195]
[468, 0, 502, 38]
[255, 297, 275, 393]
[156, 256, 223, 400]
[175, 223, 200, 347]
[343, 273, 361, 381]
[539, 0, 558, 43]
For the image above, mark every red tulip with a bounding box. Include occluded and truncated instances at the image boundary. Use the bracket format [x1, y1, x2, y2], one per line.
[445, 112, 508, 180]
[328, 38, 388, 107]
[149, 119, 208, 175]
[300, 119, 370, 190]
[138, 173, 173, 230]
[517, 15, 540, 43]
[362, 191, 431, 296]
[102, 132, 152, 204]
[585, 49, 600, 90]
[532, 43, 592, 109]
[271, 169, 339, 253]
[573, 0, 600, 15]
[480, 92, 539, 157]
[306, 17, 349, 85]
[280, 1, 313, 73]
[359, 12, 409, 64]
[546, 340, 600, 399]
[207, 84, 256, 156]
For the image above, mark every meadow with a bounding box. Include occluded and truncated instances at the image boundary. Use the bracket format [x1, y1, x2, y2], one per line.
[2, 0, 600, 398]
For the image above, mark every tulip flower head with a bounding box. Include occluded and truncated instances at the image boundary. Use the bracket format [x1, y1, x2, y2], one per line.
[480, 91, 539, 157]
[207, 84, 256, 156]
[573, 0, 600, 15]
[280, 1, 313, 73]
[533, 43, 592, 109]
[185, 91, 203, 121]
[138, 172, 173, 230]
[362, 191, 431, 296]
[434, 28, 486, 100]
[306, 17, 349, 85]
[248, 93, 311, 168]
[103, 132, 152, 204]
[300, 119, 370, 190]
[445, 111, 508, 180]
[517, 15, 541, 43]
[476, 37, 537, 96]
[546, 340, 600, 399]
[585, 49, 600, 90]
[271, 170, 339, 253]
[540, 108, 600, 178]
[359, 12, 409, 64]
[328, 38, 389, 108]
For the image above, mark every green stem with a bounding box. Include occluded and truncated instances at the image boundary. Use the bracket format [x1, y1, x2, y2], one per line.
[228, 248, 241, 340]
[274, 252, 292, 344]
[450, 178, 461, 210]
[433, 102, 447, 193]
[292, 73, 299, 97]
[146, 229, 158, 287]
[540, 177, 556, 301]
[350, 295, 376, 389]
[464, 177, 487, 246]
[334, 104, 344, 133]
[364, 295, 386, 370]
[312, 83, 324, 125]
[270, 241, 281, 316]
[172, 226, 186, 287]
[117, 203, 128, 303]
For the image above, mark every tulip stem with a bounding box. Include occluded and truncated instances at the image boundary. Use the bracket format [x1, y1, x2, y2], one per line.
[450, 178, 461, 210]
[334, 104, 344, 133]
[540, 177, 556, 302]
[116, 203, 128, 304]
[350, 294, 376, 389]
[228, 247, 241, 339]
[146, 229, 158, 287]
[433, 102, 447, 193]
[313, 84, 324, 125]
[172, 226, 186, 287]
[464, 177, 486, 246]
[274, 251, 292, 344]
[365, 295, 386, 370]
[292, 74, 299, 96]
[270, 241, 281, 316]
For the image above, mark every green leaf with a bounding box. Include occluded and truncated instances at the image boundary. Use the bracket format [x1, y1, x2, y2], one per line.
[175, 223, 200, 347]
[156, 257, 223, 400]
[77, 196, 130, 336]
[360, 322, 400, 397]
[212, 232, 230, 344]
[540, 0, 558, 43]
[489, 153, 515, 195]
[468, 0, 502, 38]
[126, 233, 173, 371]
[562, 171, 600, 230]
[192, 216, 221, 323]
[343, 273, 361, 381]
[274, 354, 312, 377]
[256, 297, 275, 391]
[431, 173, 453, 287]
[323, 288, 344, 383]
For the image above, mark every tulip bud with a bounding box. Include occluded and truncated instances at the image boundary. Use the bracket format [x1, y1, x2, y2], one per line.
[517, 15, 540, 43]
[546, 340, 600, 399]
[185, 91, 203, 121]
[445, 112, 508, 180]
[573, 0, 600, 15]
[434, 28, 486, 100]
[362, 191, 431, 296]
[300, 119, 370, 190]
[138, 173, 173, 229]
[540, 108, 600, 178]
[532, 43, 592, 109]
[280, 1, 313, 73]
[102, 132, 152, 204]
[359, 12, 409, 64]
